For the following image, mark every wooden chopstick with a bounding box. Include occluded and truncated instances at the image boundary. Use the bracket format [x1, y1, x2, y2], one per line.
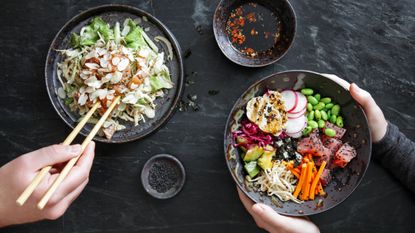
[16, 102, 101, 206]
[37, 96, 120, 209]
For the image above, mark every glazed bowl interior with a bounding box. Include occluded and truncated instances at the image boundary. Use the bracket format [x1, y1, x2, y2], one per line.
[45, 5, 184, 143]
[224, 70, 372, 216]
[213, 0, 296, 67]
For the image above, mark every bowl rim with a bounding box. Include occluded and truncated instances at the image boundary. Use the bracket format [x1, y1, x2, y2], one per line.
[44, 4, 184, 143]
[212, 0, 297, 67]
[140, 153, 186, 199]
[223, 70, 372, 216]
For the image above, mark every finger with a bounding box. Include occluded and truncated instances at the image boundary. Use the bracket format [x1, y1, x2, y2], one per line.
[252, 203, 288, 229]
[320, 73, 350, 90]
[75, 142, 95, 171]
[44, 179, 88, 220]
[46, 142, 95, 205]
[19, 144, 82, 170]
[349, 83, 377, 110]
[237, 188, 270, 230]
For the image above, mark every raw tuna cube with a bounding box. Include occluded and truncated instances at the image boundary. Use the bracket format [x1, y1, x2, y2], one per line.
[325, 122, 346, 139]
[297, 133, 331, 157]
[333, 143, 357, 168]
[322, 135, 343, 155]
[320, 169, 332, 186]
[314, 148, 332, 166]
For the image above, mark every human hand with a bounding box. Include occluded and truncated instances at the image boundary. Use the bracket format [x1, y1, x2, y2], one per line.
[0, 143, 95, 227]
[321, 74, 388, 142]
[237, 188, 320, 233]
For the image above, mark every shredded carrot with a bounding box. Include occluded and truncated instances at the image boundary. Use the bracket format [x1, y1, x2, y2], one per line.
[293, 164, 307, 198]
[293, 167, 301, 174]
[318, 183, 325, 195]
[310, 161, 327, 200]
[301, 162, 313, 200]
[290, 169, 300, 178]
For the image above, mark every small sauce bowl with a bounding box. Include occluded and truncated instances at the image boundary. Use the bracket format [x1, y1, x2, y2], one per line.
[141, 154, 186, 199]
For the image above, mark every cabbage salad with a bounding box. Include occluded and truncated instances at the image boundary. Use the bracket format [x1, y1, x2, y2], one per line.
[56, 17, 173, 139]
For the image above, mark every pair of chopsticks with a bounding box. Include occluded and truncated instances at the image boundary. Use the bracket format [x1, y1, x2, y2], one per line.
[16, 96, 121, 209]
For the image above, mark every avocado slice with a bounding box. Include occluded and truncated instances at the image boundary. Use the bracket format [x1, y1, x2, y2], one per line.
[236, 136, 248, 152]
[243, 145, 264, 162]
[244, 161, 260, 178]
[258, 145, 276, 170]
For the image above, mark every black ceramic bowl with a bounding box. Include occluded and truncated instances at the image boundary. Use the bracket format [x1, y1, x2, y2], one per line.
[45, 5, 184, 143]
[141, 154, 186, 199]
[213, 0, 296, 67]
[224, 70, 372, 216]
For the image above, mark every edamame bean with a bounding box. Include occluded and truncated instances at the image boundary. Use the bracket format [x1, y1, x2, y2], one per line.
[307, 103, 313, 112]
[303, 126, 312, 135]
[325, 103, 334, 110]
[315, 109, 321, 120]
[331, 104, 341, 116]
[318, 119, 325, 128]
[330, 115, 337, 124]
[324, 128, 336, 137]
[314, 102, 325, 110]
[327, 110, 331, 118]
[314, 94, 321, 101]
[301, 88, 314, 96]
[321, 110, 328, 121]
[308, 120, 318, 129]
[336, 116, 344, 128]
[321, 97, 331, 104]
[307, 111, 315, 120]
[307, 96, 318, 105]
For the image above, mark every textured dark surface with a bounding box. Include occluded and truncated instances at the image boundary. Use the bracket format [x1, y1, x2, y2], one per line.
[0, 0, 414, 232]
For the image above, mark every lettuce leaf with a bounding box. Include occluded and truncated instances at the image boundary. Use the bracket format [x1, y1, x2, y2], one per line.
[149, 74, 173, 92]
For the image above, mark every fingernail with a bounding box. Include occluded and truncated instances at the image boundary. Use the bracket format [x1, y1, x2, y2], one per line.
[69, 144, 82, 154]
[252, 204, 264, 214]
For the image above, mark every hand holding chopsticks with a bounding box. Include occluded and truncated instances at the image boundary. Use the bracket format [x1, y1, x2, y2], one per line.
[15, 96, 120, 209]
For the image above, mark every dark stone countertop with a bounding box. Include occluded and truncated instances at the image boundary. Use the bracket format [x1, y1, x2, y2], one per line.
[1, 0, 414, 232]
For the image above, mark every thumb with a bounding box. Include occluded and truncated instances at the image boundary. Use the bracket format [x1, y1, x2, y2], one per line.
[252, 203, 286, 229]
[21, 144, 82, 170]
[349, 83, 377, 111]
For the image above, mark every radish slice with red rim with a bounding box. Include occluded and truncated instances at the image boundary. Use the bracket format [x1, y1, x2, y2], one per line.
[287, 131, 303, 138]
[288, 108, 306, 119]
[289, 92, 307, 114]
[281, 90, 298, 112]
[285, 115, 307, 134]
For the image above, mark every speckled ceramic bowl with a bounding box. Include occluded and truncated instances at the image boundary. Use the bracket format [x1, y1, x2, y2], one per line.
[45, 5, 184, 143]
[213, 0, 296, 67]
[224, 70, 372, 216]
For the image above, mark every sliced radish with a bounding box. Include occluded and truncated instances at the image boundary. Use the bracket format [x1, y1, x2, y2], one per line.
[289, 92, 307, 114]
[287, 131, 303, 138]
[285, 115, 307, 134]
[288, 108, 306, 119]
[281, 90, 298, 112]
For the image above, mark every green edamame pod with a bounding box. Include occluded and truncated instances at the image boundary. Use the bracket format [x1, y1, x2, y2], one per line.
[314, 102, 325, 110]
[307, 111, 315, 120]
[325, 103, 334, 110]
[324, 128, 336, 137]
[321, 110, 328, 121]
[307, 103, 313, 112]
[318, 119, 325, 128]
[314, 93, 321, 101]
[336, 116, 344, 128]
[321, 97, 331, 104]
[301, 88, 314, 96]
[315, 109, 321, 120]
[307, 96, 318, 105]
[327, 110, 331, 118]
[331, 104, 340, 116]
[330, 114, 337, 124]
[303, 126, 312, 135]
[308, 120, 318, 129]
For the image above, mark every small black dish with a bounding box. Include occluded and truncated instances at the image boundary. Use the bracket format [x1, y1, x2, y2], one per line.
[141, 154, 186, 199]
[45, 4, 184, 143]
[224, 70, 372, 216]
[213, 0, 296, 67]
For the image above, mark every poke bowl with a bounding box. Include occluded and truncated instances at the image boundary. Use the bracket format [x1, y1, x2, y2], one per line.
[224, 70, 371, 216]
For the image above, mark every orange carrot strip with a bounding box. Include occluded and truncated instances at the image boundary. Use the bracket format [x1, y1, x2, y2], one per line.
[293, 167, 301, 174]
[310, 161, 327, 200]
[301, 162, 313, 200]
[318, 183, 325, 196]
[293, 164, 307, 198]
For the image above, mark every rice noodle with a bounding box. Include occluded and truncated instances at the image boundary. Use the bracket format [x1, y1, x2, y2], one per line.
[249, 160, 302, 203]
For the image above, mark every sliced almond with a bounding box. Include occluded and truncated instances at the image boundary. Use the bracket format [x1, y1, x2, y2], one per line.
[117, 58, 129, 71]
